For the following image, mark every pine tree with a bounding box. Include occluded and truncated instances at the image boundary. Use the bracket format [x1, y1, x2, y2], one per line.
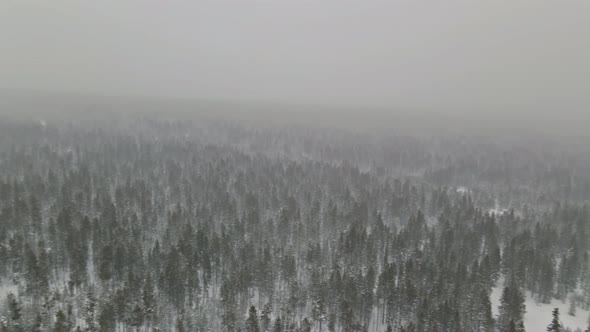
[6, 293, 21, 322]
[6, 293, 23, 332]
[54, 310, 69, 332]
[222, 307, 237, 332]
[30, 194, 42, 229]
[546, 308, 562, 332]
[31, 313, 42, 332]
[340, 300, 354, 332]
[260, 303, 272, 332]
[507, 319, 525, 332]
[583, 274, 590, 310]
[143, 272, 155, 325]
[97, 244, 113, 282]
[85, 290, 97, 332]
[312, 300, 326, 331]
[97, 301, 116, 332]
[568, 296, 576, 316]
[37, 242, 49, 294]
[129, 305, 144, 331]
[476, 289, 494, 332]
[24, 244, 39, 294]
[301, 318, 312, 332]
[246, 306, 260, 332]
[508, 320, 517, 332]
[498, 284, 526, 331]
[176, 317, 185, 332]
[273, 317, 282, 332]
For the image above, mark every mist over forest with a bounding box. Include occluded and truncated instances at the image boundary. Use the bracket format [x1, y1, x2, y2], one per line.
[1, 100, 590, 331]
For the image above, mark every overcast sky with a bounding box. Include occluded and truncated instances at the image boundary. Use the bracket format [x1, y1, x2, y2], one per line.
[1, 0, 589, 114]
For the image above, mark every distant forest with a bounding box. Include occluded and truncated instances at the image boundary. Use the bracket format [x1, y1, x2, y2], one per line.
[0, 116, 589, 332]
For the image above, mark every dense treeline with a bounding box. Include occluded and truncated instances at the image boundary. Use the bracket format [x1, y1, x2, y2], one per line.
[0, 118, 589, 331]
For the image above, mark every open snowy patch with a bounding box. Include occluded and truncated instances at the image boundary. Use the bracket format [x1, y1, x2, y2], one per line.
[491, 287, 590, 331]
[0, 279, 18, 299]
[456, 186, 470, 194]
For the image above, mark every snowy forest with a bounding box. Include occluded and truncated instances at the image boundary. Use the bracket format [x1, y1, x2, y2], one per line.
[0, 114, 590, 332]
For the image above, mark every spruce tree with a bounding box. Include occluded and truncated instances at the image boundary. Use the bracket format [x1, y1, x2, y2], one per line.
[546, 308, 562, 332]
[260, 303, 272, 332]
[498, 284, 526, 331]
[568, 296, 576, 316]
[97, 301, 116, 332]
[84, 290, 97, 332]
[142, 272, 155, 324]
[54, 310, 69, 332]
[301, 318, 312, 332]
[129, 305, 144, 331]
[476, 289, 494, 332]
[508, 320, 517, 332]
[273, 317, 282, 332]
[246, 306, 260, 332]
[176, 318, 185, 332]
[6, 293, 21, 323]
[31, 313, 42, 332]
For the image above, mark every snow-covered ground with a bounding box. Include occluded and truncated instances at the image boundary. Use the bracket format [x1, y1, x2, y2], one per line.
[456, 186, 470, 194]
[488, 207, 510, 216]
[491, 287, 590, 331]
[454, 187, 512, 216]
[0, 279, 19, 299]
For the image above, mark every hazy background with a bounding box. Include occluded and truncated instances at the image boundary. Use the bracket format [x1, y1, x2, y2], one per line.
[1, 0, 589, 119]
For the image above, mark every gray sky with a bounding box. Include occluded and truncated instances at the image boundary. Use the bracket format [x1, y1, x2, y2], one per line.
[1, 0, 589, 114]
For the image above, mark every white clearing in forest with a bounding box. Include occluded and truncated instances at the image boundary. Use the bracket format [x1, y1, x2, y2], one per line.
[456, 186, 470, 194]
[0, 279, 18, 299]
[491, 287, 590, 332]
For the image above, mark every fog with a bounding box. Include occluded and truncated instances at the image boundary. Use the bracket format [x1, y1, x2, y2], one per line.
[1, 0, 589, 117]
[3, 4, 590, 331]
